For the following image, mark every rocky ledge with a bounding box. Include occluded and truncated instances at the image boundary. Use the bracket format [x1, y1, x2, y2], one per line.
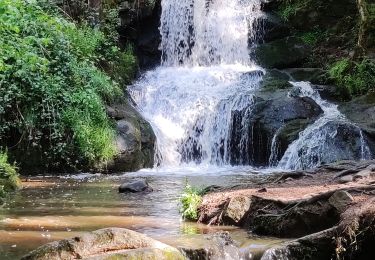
[198, 160, 375, 259]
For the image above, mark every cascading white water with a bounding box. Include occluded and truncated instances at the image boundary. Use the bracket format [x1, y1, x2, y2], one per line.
[130, 0, 263, 167]
[160, 0, 262, 66]
[277, 82, 372, 170]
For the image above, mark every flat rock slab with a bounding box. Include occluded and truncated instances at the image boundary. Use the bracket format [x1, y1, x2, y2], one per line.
[22, 228, 184, 260]
[119, 179, 153, 193]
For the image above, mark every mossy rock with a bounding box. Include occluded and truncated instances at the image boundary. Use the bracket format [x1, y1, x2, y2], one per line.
[284, 68, 328, 84]
[261, 69, 292, 90]
[106, 100, 156, 172]
[254, 37, 311, 69]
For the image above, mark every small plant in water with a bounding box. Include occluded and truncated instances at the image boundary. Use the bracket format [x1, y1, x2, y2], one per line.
[179, 181, 203, 221]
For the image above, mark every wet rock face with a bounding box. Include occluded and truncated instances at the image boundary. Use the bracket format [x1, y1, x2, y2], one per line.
[257, 14, 291, 43]
[339, 92, 375, 155]
[107, 101, 156, 172]
[22, 228, 184, 260]
[118, 0, 162, 69]
[228, 71, 323, 166]
[254, 36, 311, 69]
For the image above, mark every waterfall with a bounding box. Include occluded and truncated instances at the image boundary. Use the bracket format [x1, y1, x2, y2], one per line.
[277, 82, 372, 170]
[129, 0, 372, 170]
[130, 0, 263, 167]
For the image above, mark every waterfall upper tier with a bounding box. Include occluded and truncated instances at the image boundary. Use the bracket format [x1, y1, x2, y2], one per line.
[160, 0, 262, 66]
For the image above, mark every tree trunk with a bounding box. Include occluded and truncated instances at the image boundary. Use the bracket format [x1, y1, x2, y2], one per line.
[355, 0, 369, 58]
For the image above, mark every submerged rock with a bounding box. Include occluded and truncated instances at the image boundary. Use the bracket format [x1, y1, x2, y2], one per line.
[119, 179, 153, 193]
[22, 228, 184, 260]
[107, 101, 156, 173]
[179, 232, 240, 260]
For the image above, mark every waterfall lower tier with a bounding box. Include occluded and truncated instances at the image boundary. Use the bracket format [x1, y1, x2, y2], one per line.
[129, 0, 372, 170]
[130, 65, 263, 167]
[277, 82, 372, 170]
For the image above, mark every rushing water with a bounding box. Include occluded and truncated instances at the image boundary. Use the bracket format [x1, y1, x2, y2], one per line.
[277, 82, 372, 170]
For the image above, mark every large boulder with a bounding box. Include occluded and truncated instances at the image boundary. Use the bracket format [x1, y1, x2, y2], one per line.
[22, 228, 184, 260]
[107, 100, 155, 172]
[280, 120, 373, 169]
[119, 179, 153, 193]
[254, 36, 311, 69]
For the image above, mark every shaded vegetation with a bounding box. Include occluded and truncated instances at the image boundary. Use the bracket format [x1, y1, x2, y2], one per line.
[273, 0, 374, 99]
[329, 58, 375, 99]
[0, 0, 137, 172]
[0, 151, 21, 200]
[277, 0, 312, 22]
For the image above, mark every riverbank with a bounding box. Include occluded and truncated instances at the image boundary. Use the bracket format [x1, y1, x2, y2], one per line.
[198, 160, 375, 259]
[0, 167, 287, 259]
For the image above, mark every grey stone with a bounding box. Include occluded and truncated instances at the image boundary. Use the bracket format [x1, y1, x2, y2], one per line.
[328, 191, 354, 212]
[223, 196, 252, 225]
[338, 175, 354, 184]
[119, 179, 153, 193]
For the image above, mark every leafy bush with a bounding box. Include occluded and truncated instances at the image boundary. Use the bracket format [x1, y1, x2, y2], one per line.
[179, 182, 203, 221]
[0, 152, 21, 198]
[0, 0, 136, 171]
[329, 58, 375, 98]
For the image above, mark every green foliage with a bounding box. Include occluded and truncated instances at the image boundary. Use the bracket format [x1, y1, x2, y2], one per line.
[0, 0, 136, 171]
[278, 0, 311, 21]
[0, 151, 21, 198]
[179, 182, 203, 221]
[329, 58, 375, 98]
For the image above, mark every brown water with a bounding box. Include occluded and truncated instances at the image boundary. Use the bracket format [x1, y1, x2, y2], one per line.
[0, 168, 283, 259]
